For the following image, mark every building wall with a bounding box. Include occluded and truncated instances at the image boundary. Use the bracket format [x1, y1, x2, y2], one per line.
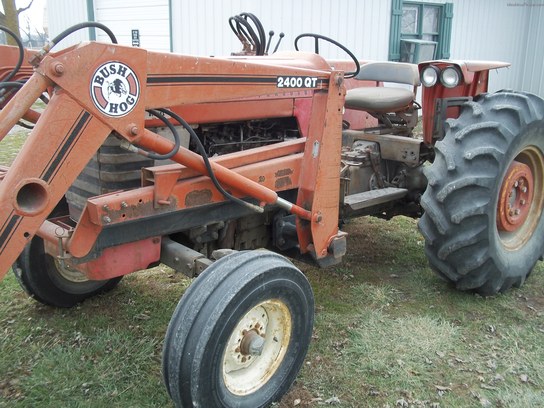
[94, 0, 171, 52]
[521, 5, 544, 96]
[46, 0, 89, 49]
[448, 0, 531, 92]
[46, 0, 542, 96]
[46, 0, 170, 52]
[170, 0, 391, 61]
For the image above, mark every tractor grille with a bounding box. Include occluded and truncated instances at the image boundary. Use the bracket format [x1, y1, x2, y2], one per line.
[66, 134, 153, 221]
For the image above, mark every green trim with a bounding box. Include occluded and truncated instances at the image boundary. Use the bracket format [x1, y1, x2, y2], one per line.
[169, 0, 173, 52]
[86, 0, 96, 40]
[389, 0, 453, 62]
[439, 3, 454, 59]
[388, 0, 403, 60]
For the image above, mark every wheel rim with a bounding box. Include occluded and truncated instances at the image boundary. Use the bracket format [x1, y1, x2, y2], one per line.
[222, 299, 292, 396]
[497, 146, 544, 250]
[53, 258, 89, 283]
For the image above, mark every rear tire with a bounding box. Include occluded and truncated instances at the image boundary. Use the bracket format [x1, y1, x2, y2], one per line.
[419, 91, 544, 295]
[13, 237, 122, 308]
[162, 250, 314, 408]
[12, 203, 122, 308]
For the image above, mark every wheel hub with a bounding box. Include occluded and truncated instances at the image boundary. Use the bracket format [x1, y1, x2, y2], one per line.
[222, 299, 291, 396]
[497, 161, 534, 232]
[54, 258, 90, 283]
[240, 328, 265, 356]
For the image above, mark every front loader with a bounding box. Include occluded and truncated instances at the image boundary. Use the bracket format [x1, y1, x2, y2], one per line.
[1, 16, 543, 407]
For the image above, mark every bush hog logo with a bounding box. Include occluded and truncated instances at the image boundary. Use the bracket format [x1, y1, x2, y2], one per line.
[90, 62, 140, 117]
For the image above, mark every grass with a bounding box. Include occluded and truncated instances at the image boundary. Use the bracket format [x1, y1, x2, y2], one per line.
[292, 218, 544, 408]
[0, 128, 27, 166]
[1, 130, 544, 407]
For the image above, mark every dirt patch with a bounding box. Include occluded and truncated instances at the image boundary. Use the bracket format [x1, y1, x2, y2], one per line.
[278, 382, 318, 407]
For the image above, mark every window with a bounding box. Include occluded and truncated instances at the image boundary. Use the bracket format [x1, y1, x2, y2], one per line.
[389, 0, 453, 63]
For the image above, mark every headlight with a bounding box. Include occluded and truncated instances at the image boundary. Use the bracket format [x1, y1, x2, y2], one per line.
[421, 65, 439, 87]
[440, 66, 462, 88]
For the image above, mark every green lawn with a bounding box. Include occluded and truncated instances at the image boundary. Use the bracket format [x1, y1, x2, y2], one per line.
[1, 216, 543, 407]
[1, 129, 543, 407]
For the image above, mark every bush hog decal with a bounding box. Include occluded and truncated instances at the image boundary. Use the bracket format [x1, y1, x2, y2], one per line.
[90, 61, 140, 117]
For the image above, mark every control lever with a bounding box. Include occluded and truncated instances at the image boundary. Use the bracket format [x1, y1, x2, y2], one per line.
[265, 30, 274, 54]
[273, 32, 285, 53]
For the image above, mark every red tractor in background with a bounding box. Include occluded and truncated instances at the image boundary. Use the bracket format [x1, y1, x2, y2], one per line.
[1, 14, 543, 408]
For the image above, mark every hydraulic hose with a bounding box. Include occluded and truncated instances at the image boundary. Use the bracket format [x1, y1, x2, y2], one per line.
[0, 81, 24, 104]
[240, 12, 266, 55]
[141, 109, 182, 160]
[30, 22, 118, 67]
[0, 26, 24, 83]
[229, 13, 268, 56]
[157, 108, 264, 213]
[51, 22, 118, 46]
[233, 16, 260, 55]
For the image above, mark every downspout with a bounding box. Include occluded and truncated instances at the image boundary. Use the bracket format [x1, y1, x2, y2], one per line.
[169, 0, 173, 52]
[86, 0, 96, 40]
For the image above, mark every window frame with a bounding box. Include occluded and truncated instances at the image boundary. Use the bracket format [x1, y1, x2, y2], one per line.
[389, 0, 453, 62]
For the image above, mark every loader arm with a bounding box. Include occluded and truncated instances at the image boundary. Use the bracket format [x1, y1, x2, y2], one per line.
[0, 41, 345, 280]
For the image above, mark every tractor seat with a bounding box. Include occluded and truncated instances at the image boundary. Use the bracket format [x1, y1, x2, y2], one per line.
[344, 62, 420, 113]
[345, 87, 415, 112]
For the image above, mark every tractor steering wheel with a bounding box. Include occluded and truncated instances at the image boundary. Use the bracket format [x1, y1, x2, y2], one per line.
[294, 33, 360, 79]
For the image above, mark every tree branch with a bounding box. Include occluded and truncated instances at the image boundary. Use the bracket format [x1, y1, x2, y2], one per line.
[17, 0, 34, 14]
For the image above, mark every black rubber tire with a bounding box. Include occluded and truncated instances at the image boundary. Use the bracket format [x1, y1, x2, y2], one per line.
[13, 237, 122, 308]
[419, 91, 544, 296]
[12, 200, 122, 308]
[162, 250, 314, 408]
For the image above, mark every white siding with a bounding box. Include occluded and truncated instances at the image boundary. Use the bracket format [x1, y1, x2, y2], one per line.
[171, 0, 391, 60]
[46, 0, 89, 49]
[520, 5, 544, 96]
[94, 0, 170, 52]
[449, 0, 531, 92]
[46, 0, 542, 96]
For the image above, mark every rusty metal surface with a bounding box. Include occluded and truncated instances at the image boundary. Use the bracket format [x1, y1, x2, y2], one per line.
[0, 166, 8, 182]
[343, 130, 422, 166]
[418, 60, 500, 145]
[296, 71, 346, 260]
[0, 45, 36, 83]
[75, 237, 161, 280]
[497, 161, 534, 233]
[0, 92, 112, 279]
[0, 40, 346, 279]
[142, 138, 305, 185]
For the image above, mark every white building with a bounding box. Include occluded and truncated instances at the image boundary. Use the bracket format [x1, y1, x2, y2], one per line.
[47, 0, 544, 95]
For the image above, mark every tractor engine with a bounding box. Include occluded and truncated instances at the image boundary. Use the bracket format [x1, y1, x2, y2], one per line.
[198, 117, 300, 156]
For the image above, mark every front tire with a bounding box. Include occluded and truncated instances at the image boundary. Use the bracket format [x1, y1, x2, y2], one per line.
[419, 91, 544, 295]
[162, 250, 314, 408]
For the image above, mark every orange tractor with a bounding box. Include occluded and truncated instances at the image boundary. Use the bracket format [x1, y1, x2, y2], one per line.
[1, 16, 543, 407]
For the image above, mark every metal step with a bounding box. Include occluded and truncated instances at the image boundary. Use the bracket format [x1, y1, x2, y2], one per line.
[344, 187, 408, 211]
